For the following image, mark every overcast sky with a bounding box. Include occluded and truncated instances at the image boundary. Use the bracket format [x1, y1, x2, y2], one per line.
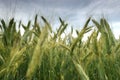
[0, 0, 120, 38]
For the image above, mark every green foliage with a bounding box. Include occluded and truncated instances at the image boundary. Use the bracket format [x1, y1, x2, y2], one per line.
[0, 15, 120, 80]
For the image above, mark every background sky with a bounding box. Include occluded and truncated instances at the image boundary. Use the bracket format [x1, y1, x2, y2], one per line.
[0, 0, 120, 39]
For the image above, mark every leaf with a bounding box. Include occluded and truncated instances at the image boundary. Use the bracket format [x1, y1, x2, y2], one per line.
[1, 19, 7, 31]
[73, 60, 89, 80]
[41, 16, 52, 33]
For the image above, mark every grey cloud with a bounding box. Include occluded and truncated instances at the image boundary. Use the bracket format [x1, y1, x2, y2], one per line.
[35, 0, 94, 8]
[0, 0, 95, 10]
[0, 0, 120, 22]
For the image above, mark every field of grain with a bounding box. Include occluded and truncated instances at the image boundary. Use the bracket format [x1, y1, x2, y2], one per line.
[0, 15, 120, 80]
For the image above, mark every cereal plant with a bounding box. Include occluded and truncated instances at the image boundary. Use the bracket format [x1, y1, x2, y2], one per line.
[0, 15, 120, 80]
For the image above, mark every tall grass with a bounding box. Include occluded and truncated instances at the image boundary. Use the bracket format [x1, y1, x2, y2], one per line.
[0, 15, 120, 80]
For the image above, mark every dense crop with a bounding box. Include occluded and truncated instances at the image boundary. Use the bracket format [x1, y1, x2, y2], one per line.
[0, 15, 120, 80]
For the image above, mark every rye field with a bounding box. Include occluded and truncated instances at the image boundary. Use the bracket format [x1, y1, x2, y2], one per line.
[0, 15, 120, 80]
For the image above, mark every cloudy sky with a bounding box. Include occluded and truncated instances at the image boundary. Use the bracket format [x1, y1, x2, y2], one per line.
[0, 0, 120, 38]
